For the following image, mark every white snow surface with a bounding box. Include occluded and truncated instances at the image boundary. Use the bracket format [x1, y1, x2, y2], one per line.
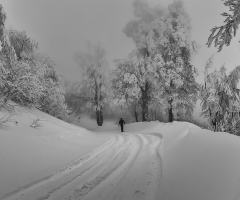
[1, 109, 240, 200]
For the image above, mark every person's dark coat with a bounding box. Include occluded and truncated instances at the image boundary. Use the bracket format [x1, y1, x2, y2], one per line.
[119, 118, 125, 132]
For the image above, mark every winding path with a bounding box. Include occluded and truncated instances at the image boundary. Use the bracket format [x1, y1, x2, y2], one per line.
[1, 132, 163, 200]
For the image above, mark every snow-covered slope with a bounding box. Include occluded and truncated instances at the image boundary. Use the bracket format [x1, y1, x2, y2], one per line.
[1, 111, 240, 200]
[0, 109, 110, 198]
[156, 122, 240, 200]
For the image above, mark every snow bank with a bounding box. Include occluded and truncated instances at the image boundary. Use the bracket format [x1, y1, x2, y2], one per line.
[160, 122, 240, 200]
[0, 109, 110, 196]
[114, 121, 240, 199]
[1, 113, 240, 200]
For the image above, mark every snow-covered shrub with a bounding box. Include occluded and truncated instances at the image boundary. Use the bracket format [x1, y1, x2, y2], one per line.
[29, 116, 45, 128]
[36, 65, 75, 122]
[216, 112, 240, 135]
[38, 80, 69, 120]
[1, 60, 44, 107]
[0, 114, 15, 126]
[64, 111, 80, 123]
[182, 118, 209, 130]
[200, 54, 240, 134]
[0, 20, 43, 109]
[64, 82, 86, 116]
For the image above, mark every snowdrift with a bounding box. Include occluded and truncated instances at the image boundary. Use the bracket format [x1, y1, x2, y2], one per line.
[125, 121, 240, 200]
[0, 109, 110, 196]
[1, 110, 240, 200]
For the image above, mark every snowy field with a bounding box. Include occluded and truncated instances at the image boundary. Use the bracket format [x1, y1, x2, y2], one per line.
[1, 109, 240, 200]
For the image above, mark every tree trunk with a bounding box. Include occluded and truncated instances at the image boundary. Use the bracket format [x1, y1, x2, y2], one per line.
[151, 109, 154, 121]
[168, 107, 173, 122]
[96, 109, 103, 126]
[93, 74, 103, 126]
[142, 109, 146, 121]
[168, 99, 173, 122]
[142, 102, 148, 121]
[141, 83, 150, 122]
[100, 109, 103, 125]
[134, 110, 138, 122]
[96, 103, 103, 126]
[212, 119, 216, 132]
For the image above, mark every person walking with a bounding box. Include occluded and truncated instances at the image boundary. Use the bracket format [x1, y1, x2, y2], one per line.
[118, 118, 125, 132]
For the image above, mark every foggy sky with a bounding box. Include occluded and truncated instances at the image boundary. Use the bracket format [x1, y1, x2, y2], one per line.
[1, 0, 240, 83]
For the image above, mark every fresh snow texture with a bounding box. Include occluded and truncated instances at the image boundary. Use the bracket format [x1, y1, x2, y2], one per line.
[1, 110, 240, 200]
[0, 109, 110, 199]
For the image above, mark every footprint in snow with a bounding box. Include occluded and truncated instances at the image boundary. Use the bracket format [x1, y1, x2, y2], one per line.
[133, 190, 145, 200]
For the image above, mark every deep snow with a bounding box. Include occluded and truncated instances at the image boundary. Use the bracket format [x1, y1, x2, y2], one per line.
[1, 109, 240, 200]
[0, 109, 110, 198]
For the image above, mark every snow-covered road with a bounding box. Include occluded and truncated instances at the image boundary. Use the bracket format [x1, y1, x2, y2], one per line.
[2, 111, 240, 200]
[2, 133, 163, 200]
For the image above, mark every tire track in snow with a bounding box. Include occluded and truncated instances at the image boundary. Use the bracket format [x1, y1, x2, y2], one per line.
[71, 134, 144, 200]
[0, 135, 121, 200]
[33, 136, 131, 200]
[67, 144, 131, 200]
[1, 132, 163, 200]
[83, 133, 163, 200]
[148, 133, 164, 199]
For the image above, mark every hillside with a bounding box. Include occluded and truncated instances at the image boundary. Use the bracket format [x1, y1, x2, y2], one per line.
[1, 109, 240, 200]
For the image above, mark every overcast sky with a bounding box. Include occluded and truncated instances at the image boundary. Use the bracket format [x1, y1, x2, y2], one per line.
[0, 0, 240, 84]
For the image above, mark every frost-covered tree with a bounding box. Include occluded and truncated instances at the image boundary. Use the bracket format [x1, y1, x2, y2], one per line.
[129, 100, 141, 122]
[207, 0, 240, 51]
[0, 5, 6, 44]
[0, 27, 44, 108]
[0, 59, 44, 107]
[0, 4, 70, 120]
[35, 56, 65, 115]
[120, 0, 199, 122]
[9, 29, 38, 60]
[111, 50, 157, 121]
[74, 42, 109, 126]
[0, 6, 42, 109]
[200, 54, 240, 133]
[0, 24, 59, 110]
[64, 81, 85, 116]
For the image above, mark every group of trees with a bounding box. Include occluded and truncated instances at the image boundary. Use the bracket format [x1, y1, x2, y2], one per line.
[0, 5, 75, 122]
[71, 0, 199, 124]
[200, 54, 240, 133]
[199, 0, 240, 134]
[74, 0, 240, 136]
[1, 0, 240, 134]
[111, 0, 199, 122]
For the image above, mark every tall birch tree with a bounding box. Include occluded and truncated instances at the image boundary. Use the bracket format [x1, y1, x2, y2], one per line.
[74, 42, 108, 126]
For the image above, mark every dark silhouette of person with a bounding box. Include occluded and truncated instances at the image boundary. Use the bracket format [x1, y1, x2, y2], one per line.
[119, 118, 125, 132]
